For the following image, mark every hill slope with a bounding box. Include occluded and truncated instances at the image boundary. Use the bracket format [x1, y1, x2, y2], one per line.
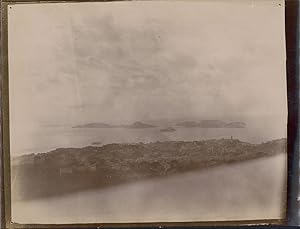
[12, 138, 286, 200]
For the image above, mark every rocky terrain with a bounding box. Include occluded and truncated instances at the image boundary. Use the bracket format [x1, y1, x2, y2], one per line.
[12, 138, 286, 201]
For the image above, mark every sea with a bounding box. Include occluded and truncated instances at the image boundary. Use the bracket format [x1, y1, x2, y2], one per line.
[11, 118, 287, 157]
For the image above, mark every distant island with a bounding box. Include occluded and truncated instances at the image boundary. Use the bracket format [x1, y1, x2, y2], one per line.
[126, 122, 156, 129]
[12, 138, 285, 201]
[176, 121, 199, 128]
[73, 120, 245, 129]
[91, 141, 102, 146]
[224, 122, 246, 128]
[73, 121, 156, 129]
[160, 127, 176, 132]
[176, 120, 246, 128]
[73, 123, 113, 128]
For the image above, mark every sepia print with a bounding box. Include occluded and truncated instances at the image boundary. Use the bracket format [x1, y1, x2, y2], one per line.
[8, 0, 287, 224]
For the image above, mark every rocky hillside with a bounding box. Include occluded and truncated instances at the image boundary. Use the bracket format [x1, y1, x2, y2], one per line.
[12, 138, 286, 201]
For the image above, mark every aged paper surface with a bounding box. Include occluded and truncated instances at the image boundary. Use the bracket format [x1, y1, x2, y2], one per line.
[8, 0, 287, 224]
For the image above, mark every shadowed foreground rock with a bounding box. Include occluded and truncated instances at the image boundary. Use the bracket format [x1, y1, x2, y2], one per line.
[11, 138, 286, 201]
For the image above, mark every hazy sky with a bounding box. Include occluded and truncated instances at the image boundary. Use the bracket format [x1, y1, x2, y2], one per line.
[8, 0, 286, 130]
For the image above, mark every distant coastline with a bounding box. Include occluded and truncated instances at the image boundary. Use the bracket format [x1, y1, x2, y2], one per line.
[72, 120, 246, 129]
[73, 121, 156, 129]
[176, 120, 246, 128]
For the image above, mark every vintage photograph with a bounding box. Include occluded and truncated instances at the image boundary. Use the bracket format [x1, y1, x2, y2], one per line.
[8, 0, 287, 224]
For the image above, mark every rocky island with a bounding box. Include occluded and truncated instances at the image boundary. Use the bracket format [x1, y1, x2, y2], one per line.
[73, 123, 113, 128]
[160, 127, 176, 132]
[91, 141, 102, 146]
[126, 122, 156, 129]
[224, 122, 246, 128]
[12, 138, 285, 201]
[72, 120, 245, 129]
[176, 121, 199, 127]
[177, 120, 246, 128]
[73, 121, 156, 129]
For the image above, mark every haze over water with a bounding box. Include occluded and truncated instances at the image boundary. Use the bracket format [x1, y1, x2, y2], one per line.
[13, 115, 286, 156]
